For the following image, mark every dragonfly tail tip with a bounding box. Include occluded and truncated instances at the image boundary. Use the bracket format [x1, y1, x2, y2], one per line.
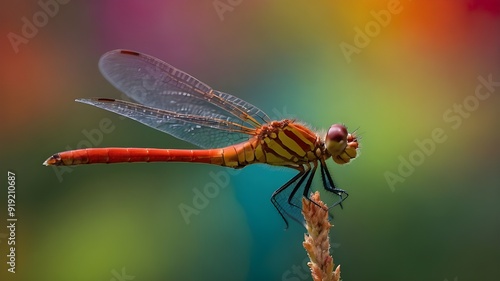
[43, 154, 61, 166]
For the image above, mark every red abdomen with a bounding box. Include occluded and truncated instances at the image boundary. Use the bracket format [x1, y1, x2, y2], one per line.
[44, 147, 226, 166]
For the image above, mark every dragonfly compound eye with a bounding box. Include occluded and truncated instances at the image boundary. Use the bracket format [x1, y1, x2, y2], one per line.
[327, 124, 347, 143]
[325, 124, 348, 157]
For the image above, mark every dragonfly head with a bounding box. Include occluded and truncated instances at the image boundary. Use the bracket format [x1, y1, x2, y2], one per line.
[325, 124, 359, 165]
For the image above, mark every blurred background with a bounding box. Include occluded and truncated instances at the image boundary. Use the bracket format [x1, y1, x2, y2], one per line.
[1, 0, 499, 280]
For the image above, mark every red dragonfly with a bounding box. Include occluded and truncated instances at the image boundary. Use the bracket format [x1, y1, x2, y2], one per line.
[44, 50, 359, 226]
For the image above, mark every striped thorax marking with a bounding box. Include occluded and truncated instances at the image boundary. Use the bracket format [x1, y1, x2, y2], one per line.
[219, 120, 325, 168]
[256, 120, 319, 166]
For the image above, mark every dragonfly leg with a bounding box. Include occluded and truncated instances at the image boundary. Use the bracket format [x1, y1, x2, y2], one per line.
[320, 160, 349, 209]
[270, 168, 307, 228]
[287, 170, 311, 211]
[301, 162, 327, 211]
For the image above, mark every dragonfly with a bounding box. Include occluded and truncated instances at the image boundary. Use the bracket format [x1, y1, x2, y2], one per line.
[43, 50, 359, 226]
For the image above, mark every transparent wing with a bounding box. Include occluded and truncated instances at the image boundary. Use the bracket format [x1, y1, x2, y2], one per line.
[97, 50, 271, 138]
[76, 98, 257, 149]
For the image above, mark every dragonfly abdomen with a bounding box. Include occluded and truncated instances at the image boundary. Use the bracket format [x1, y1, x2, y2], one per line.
[44, 147, 226, 166]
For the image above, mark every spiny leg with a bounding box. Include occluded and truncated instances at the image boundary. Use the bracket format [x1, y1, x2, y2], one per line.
[276, 164, 320, 226]
[283, 170, 314, 226]
[320, 160, 349, 209]
[270, 168, 307, 228]
[301, 162, 328, 211]
[287, 163, 312, 209]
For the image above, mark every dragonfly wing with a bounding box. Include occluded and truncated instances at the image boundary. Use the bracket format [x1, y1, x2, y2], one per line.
[77, 98, 255, 149]
[98, 50, 271, 128]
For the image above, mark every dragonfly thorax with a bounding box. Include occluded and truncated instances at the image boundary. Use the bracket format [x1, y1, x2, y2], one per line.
[250, 120, 323, 167]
